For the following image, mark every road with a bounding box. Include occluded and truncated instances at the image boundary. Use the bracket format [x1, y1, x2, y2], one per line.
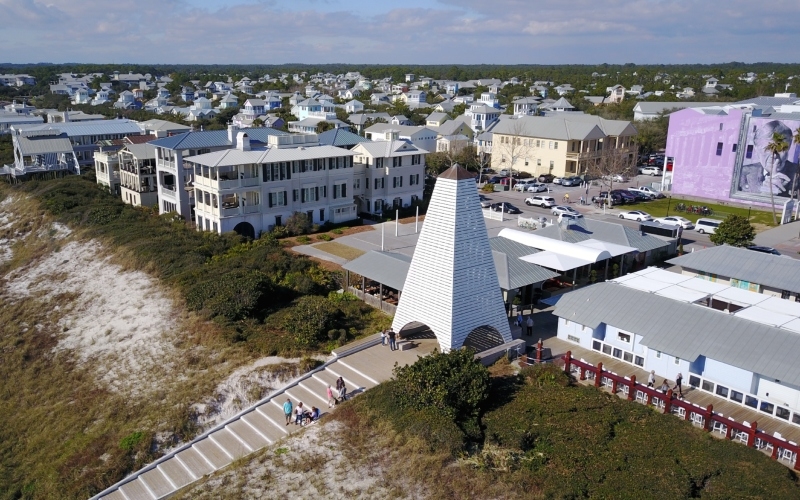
[480, 174, 717, 252]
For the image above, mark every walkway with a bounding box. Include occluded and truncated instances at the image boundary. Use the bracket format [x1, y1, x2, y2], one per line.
[92, 335, 438, 500]
[754, 219, 800, 254]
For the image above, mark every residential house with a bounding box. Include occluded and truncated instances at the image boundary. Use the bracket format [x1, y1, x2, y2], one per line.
[351, 138, 427, 214]
[345, 100, 364, 113]
[149, 125, 289, 220]
[490, 114, 637, 178]
[401, 91, 426, 105]
[188, 133, 358, 236]
[180, 87, 195, 102]
[72, 87, 92, 105]
[513, 97, 541, 116]
[218, 93, 239, 110]
[0, 113, 43, 134]
[363, 123, 438, 154]
[405, 74, 415, 82]
[632, 102, 710, 121]
[478, 92, 499, 108]
[92, 90, 111, 106]
[554, 84, 574, 96]
[436, 134, 470, 153]
[114, 91, 140, 110]
[606, 85, 626, 104]
[4, 129, 80, 176]
[425, 112, 449, 127]
[0, 74, 35, 87]
[464, 104, 500, 132]
[291, 98, 337, 121]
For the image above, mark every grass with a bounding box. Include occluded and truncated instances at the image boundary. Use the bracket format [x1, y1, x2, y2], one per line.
[623, 196, 776, 227]
[313, 241, 365, 261]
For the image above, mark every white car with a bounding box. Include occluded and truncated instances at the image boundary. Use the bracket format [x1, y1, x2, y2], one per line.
[514, 179, 537, 191]
[619, 210, 653, 222]
[654, 216, 694, 229]
[552, 176, 564, 185]
[552, 205, 579, 217]
[525, 195, 556, 208]
[479, 194, 492, 208]
[641, 166, 662, 176]
[526, 182, 547, 193]
[558, 212, 584, 222]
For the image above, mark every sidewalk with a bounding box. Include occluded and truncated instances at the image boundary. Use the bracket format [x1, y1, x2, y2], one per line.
[754, 220, 800, 254]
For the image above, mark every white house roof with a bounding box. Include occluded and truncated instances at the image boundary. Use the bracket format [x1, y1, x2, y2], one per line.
[520, 251, 593, 271]
[499, 229, 613, 264]
[185, 144, 355, 167]
[353, 140, 428, 157]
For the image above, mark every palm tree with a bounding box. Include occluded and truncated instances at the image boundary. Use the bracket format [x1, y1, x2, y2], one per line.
[765, 132, 790, 225]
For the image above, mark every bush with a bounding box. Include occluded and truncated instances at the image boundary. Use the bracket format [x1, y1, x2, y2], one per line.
[331, 228, 344, 235]
[185, 270, 274, 321]
[317, 233, 333, 241]
[285, 211, 312, 236]
[393, 348, 489, 421]
[270, 225, 289, 238]
[280, 295, 340, 347]
[295, 235, 311, 244]
[481, 183, 495, 193]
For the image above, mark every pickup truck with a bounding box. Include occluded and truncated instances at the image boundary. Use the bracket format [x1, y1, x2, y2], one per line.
[628, 186, 665, 199]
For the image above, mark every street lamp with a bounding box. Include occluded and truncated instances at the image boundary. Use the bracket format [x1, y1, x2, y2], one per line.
[666, 196, 671, 216]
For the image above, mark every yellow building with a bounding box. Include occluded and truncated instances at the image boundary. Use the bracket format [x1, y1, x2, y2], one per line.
[490, 114, 637, 178]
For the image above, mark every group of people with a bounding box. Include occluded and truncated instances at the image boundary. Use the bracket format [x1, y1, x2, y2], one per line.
[515, 312, 534, 336]
[647, 370, 684, 398]
[380, 329, 398, 350]
[282, 400, 320, 427]
[281, 376, 349, 427]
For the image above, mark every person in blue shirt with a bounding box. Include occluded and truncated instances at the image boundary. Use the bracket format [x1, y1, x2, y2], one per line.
[283, 399, 293, 426]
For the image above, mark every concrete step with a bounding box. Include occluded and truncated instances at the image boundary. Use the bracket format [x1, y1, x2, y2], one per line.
[226, 418, 272, 449]
[337, 358, 381, 385]
[300, 376, 335, 407]
[285, 383, 328, 410]
[208, 427, 252, 461]
[117, 478, 154, 500]
[263, 399, 296, 429]
[326, 361, 378, 393]
[174, 447, 214, 479]
[156, 458, 195, 491]
[100, 489, 128, 500]
[241, 406, 288, 441]
[139, 467, 175, 499]
[192, 438, 232, 470]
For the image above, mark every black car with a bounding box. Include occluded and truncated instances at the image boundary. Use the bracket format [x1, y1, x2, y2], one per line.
[611, 190, 637, 203]
[490, 202, 522, 214]
[592, 191, 623, 205]
[538, 173, 555, 183]
[487, 175, 507, 184]
[747, 245, 780, 255]
[627, 191, 650, 202]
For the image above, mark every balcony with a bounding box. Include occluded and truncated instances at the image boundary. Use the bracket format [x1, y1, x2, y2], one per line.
[159, 185, 177, 199]
[157, 159, 177, 174]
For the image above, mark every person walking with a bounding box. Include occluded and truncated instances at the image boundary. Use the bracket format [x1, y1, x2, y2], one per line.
[326, 384, 335, 408]
[563, 193, 570, 203]
[283, 398, 293, 426]
[526, 316, 534, 336]
[660, 379, 670, 394]
[647, 370, 656, 388]
[338, 379, 347, 401]
[673, 372, 684, 398]
[388, 329, 397, 351]
[516, 311, 523, 328]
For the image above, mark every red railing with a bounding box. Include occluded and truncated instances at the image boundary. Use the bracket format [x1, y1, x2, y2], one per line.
[562, 351, 800, 470]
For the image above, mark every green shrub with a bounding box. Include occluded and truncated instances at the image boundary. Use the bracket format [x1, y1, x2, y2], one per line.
[285, 211, 312, 235]
[296, 235, 311, 244]
[299, 356, 323, 372]
[280, 295, 340, 347]
[270, 225, 289, 238]
[481, 183, 495, 193]
[331, 228, 344, 235]
[119, 431, 144, 452]
[317, 233, 333, 241]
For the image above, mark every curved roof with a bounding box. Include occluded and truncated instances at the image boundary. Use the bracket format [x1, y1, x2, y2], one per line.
[499, 228, 612, 262]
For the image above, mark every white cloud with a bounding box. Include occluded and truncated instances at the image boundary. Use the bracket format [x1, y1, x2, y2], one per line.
[0, 0, 798, 63]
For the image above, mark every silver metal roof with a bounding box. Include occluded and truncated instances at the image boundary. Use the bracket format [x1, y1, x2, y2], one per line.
[16, 135, 74, 155]
[15, 119, 142, 137]
[342, 251, 412, 291]
[667, 246, 800, 295]
[489, 237, 560, 288]
[535, 218, 672, 253]
[553, 282, 800, 387]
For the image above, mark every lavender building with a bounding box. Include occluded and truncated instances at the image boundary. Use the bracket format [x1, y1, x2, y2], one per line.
[665, 96, 800, 207]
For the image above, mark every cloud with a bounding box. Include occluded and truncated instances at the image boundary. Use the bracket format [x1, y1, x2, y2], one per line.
[0, 0, 798, 64]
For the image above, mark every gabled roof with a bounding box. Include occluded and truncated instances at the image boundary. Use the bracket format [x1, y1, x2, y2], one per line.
[364, 123, 437, 138]
[489, 237, 560, 289]
[343, 251, 412, 291]
[317, 128, 370, 147]
[185, 144, 355, 167]
[553, 282, 800, 387]
[426, 112, 448, 123]
[667, 245, 800, 294]
[14, 119, 142, 138]
[354, 139, 428, 157]
[16, 134, 74, 155]
[534, 217, 671, 253]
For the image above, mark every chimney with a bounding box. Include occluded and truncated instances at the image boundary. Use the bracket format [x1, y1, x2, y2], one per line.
[227, 123, 238, 145]
[236, 132, 250, 151]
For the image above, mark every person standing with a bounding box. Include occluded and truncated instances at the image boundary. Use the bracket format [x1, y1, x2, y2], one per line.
[526, 316, 534, 336]
[647, 370, 656, 388]
[380, 330, 387, 346]
[294, 402, 305, 425]
[338, 379, 347, 401]
[326, 384, 335, 408]
[283, 398, 293, 426]
[516, 311, 523, 328]
[673, 372, 684, 398]
[388, 329, 397, 351]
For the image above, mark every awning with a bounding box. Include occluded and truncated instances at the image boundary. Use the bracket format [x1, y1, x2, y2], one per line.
[712, 287, 771, 307]
[520, 251, 593, 272]
[655, 285, 710, 303]
[342, 251, 412, 291]
[576, 239, 637, 258]
[499, 228, 612, 263]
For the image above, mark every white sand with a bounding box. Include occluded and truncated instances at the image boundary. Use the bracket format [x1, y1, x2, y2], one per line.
[5, 238, 178, 396]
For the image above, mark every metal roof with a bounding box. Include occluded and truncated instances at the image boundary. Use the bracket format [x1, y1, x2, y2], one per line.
[149, 127, 288, 150]
[185, 144, 354, 167]
[488, 237, 560, 288]
[16, 135, 74, 155]
[667, 245, 800, 295]
[317, 128, 370, 147]
[553, 282, 800, 387]
[534, 218, 671, 253]
[14, 119, 142, 137]
[342, 251, 412, 291]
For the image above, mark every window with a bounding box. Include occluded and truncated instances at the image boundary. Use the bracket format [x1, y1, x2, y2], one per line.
[612, 348, 622, 359]
[602, 344, 612, 355]
[409, 173, 420, 185]
[715, 142, 723, 156]
[549, 160, 554, 169]
[715, 385, 729, 398]
[634, 356, 644, 367]
[393, 176, 403, 188]
[745, 395, 758, 409]
[374, 199, 382, 212]
[745, 145, 753, 159]
[411, 154, 421, 165]
[776, 407, 791, 421]
[617, 332, 631, 343]
[760, 401, 775, 414]
[592, 340, 601, 351]
[567, 335, 580, 343]
[782, 290, 791, 299]
[292, 189, 298, 202]
[729, 390, 742, 403]
[319, 208, 324, 221]
[393, 157, 402, 167]
[537, 159, 541, 166]
[732, 143, 737, 152]
[623, 352, 633, 363]
[674, 357, 681, 365]
[701, 380, 714, 392]
[548, 141, 554, 149]
[354, 178, 361, 190]
[655, 351, 662, 359]
[719, 123, 723, 131]
[689, 375, 701, 387]
[554, 142, 558, 150]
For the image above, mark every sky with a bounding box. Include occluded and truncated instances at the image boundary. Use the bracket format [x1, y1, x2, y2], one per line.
[1, 0, 799, 65]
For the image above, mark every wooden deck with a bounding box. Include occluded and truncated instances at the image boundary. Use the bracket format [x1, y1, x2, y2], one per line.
[543, 336, 800, 449]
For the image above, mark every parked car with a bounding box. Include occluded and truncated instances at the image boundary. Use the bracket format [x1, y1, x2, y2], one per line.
[525, 195, 556, 208]
[490, 202, 522, 214]
[629, 186, 665, 199]
[538, 173, 556, 183]
[747, 245, 781, 255]
[526, 182, 548, 193]
[479, 194, 492, 208]
[654, 216, 694, 229]
[552, 176, 564, 185]
[561, 176, 583, 187]
[619, 210, 653, 222]
[487, 175, 507, 184]
[627, 190, 650, 202]
[611, 174, 627, 183]
[499, 169, 510, 176]
[592, 191, 623, 205]
[641, 166, 662, 176]
[558, 212, 584, 223]
[611, 189, 637, 203]
[514, 179, 538, 191]
[552, 205, 579, 217]
[695, 218, 720, 234]
[499, 177, 518, 188]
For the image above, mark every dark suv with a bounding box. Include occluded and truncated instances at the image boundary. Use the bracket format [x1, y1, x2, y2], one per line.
[592, 191, 623, 205]
[538, 173, 555, 183]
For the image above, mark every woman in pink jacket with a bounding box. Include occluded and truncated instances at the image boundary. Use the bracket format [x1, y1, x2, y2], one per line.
[326, 385, 335, 408]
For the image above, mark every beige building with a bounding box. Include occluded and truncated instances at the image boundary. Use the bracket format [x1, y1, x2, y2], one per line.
[490, 115, 637, 178]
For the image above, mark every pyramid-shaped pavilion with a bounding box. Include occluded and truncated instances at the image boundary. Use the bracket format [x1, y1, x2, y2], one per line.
[392, 164, 512, 352]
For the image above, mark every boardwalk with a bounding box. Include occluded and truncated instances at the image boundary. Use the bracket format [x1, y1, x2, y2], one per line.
[92, 334, 438, 500]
